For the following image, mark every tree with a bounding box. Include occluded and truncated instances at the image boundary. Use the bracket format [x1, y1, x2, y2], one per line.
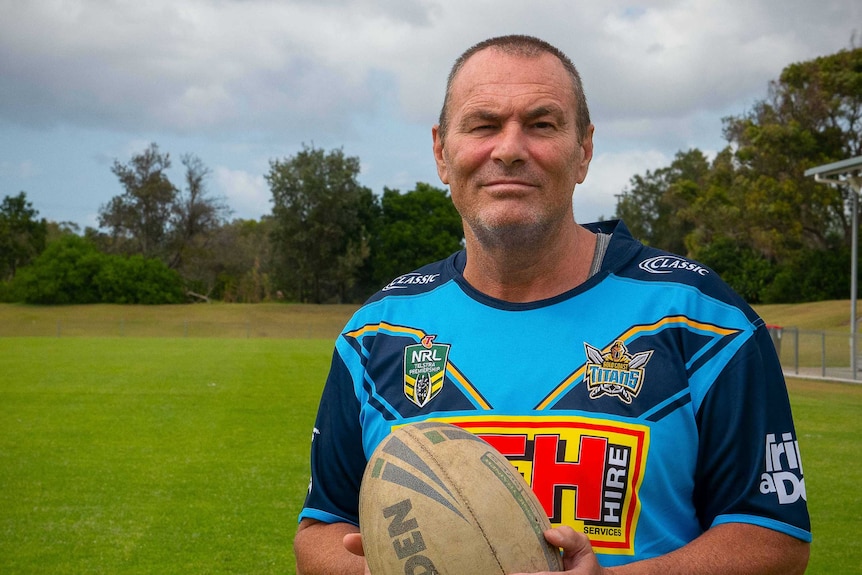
[718, 46, 862, 257]
[614, 45, 862, 303]
[370, 183, 464, 285]
[267, 145, 375, 303]
[762, 243, 851, 303]
[0, 192, 48, 281]
[614, 150, 709, 255]
[204, 218, 276, 303]
[693, 237, 775, 303]
[697, 46, 862, 302]
[169, 153, 231, 267]
[100, 143, 177, 259]
[98, 144, 230, 273]
[779, 45, 862, 158]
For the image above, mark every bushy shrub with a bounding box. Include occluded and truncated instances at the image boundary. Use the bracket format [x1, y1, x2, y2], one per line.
[12, 235, 186, 304]
[14, 235, 104, 304]
[762, 246, 852, 303]
[696, 237, 854, 304]
[695, 238, 775, 304]
[94, 255, 186, 304]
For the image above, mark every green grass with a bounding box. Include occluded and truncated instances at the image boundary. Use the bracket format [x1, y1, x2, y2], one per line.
[0, 337, 333, 574]
[755, 300, 856, 331]
[0, 302, 358, 339]
[0, 303, 860, 573]
[786, 379, 862, 574]
[756, 300, 862, 371]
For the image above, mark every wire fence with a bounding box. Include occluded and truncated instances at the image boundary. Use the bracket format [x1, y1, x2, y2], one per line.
[771, 326, 862, 383]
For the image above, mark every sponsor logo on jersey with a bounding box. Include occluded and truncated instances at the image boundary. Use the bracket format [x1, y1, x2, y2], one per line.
[424, 416, 649, 555]
[584, 341, 653, 404]
[638, 255, 709, 276]
[403, 335, 450, 408]
[760, 431, 806, 504]
[383, 272, 441, 291]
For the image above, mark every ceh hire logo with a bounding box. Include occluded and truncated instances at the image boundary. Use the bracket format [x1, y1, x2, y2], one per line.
[639, 255, 709, 276]
[447, 415, 650, 555]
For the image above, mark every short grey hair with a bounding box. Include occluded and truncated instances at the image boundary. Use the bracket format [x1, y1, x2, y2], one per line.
[437, 35, 591, 143]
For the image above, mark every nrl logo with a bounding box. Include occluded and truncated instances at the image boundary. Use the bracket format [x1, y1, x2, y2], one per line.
[584, 340, 653, 404]
[403, 335, 450, 408]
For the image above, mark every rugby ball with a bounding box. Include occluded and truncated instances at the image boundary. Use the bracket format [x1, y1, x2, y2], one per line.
[359, 421, 562, 574]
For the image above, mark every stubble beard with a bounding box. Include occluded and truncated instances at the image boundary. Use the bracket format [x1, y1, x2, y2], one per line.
[465, 203, 567, 256]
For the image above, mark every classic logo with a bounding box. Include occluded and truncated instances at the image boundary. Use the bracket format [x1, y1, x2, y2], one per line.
[584, 341, 653, 404]
[436, 416, 650, 555]
[403, 335, 450, 408]
[383, 272, 441, 291]
[638, 255, 709, 276]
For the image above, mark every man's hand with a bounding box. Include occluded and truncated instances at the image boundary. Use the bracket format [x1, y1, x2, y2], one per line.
[516, 523, 809, 575]
[512, 526, 607, 575]
[294, 519, 368, 575]
[344, 526, 604, 575]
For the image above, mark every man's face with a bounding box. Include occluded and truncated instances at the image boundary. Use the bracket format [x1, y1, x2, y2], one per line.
[433, 49, 593, 245]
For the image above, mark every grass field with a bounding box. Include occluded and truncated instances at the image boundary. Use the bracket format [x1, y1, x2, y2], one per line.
[0, 302, 359, 339]
[1, 303, 860, 573]
[754, 300, 858, 331]
[0, 337, 332, 574]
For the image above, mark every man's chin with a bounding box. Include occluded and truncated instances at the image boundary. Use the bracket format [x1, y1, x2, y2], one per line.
[470, 217, 550, 249]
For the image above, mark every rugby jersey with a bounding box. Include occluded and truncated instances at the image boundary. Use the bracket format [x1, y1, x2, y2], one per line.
[298, 220, 811, 566]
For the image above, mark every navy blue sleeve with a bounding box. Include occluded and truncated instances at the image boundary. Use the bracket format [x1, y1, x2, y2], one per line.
[693, 324, 811, 540]
[298, 349, 367, 526]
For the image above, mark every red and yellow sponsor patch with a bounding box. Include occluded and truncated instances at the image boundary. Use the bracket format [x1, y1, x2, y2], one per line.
[423, 415, 649, 555]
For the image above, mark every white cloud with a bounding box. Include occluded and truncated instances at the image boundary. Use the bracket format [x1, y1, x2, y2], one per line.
[2, 0, 857, 139]
[584, 0, 855, 118]
[213, 166, 270, 221]
[574, 148, 672, 222]
[0, 1, 380, 134]
[0, 0, 858, 229]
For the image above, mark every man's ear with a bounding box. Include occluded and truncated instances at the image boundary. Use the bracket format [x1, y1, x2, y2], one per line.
[575, 124, 595, 184]
[432, 124, 449, 185]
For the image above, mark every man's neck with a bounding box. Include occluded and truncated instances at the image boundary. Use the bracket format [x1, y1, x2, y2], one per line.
[462, 223, 597, 303]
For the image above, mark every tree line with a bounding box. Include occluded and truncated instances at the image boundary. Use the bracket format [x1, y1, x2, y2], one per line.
[1, 45, 860, 305]
[0, 144, 464, 305]
[616, 44, 861, 303]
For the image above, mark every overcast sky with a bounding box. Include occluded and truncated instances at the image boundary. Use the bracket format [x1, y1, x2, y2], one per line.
[1, 0, 859, 230]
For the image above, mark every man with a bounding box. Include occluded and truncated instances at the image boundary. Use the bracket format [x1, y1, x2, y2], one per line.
[294, 35, 811, 574]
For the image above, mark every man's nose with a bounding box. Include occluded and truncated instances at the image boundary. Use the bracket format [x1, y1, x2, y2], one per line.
[490, 123, 527, 166]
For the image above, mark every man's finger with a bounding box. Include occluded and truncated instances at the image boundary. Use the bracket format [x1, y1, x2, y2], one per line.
[343, 532, 365, 557]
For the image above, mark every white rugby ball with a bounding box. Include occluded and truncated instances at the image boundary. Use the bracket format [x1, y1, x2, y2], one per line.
[359, 421, 562, 575]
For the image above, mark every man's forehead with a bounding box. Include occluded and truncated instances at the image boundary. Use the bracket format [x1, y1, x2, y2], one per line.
[458, 94, 569, 120]
[455, 48, 566, 84]
[449, 49, 575, 111]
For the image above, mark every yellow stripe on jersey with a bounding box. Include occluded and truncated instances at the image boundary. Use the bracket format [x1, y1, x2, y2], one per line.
[344, 322, 493, 410]
[535, 315, 741, 410]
